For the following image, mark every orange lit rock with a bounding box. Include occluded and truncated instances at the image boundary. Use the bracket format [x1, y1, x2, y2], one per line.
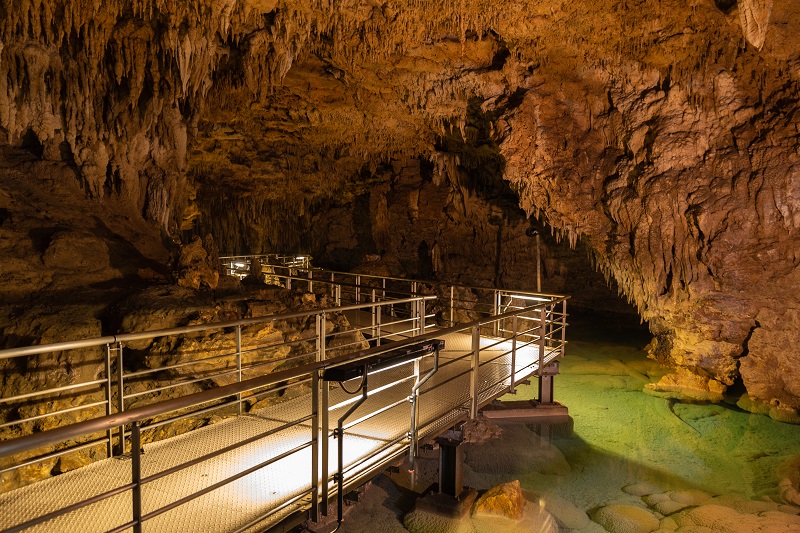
[472, 480, 525, 520]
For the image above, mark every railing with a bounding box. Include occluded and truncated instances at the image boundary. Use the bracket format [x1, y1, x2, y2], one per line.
[0, 271, 568, 533]
[0, 290, 566, 533]
[220, 254, 311, 278]
[242, 264, 566, 330]
[0, 295, 432, 479]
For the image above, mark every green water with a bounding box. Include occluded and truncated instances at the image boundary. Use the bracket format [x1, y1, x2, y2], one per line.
[339, 314, 800, 532]
[488, 314, 800, 520]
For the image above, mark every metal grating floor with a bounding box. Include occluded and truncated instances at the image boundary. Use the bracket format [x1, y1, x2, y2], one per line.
[0, 320, 558, 533]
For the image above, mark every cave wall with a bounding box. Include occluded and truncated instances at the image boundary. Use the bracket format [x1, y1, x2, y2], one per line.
[498, 45, 800, 412]
[2, 0, 800, 417]
[308, 156, 636, 315]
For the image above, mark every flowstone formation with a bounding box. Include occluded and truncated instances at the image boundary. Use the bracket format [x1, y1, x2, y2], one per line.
[2, 0, 800, 416]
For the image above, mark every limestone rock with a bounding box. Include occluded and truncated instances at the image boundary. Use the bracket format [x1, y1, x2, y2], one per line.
[642, 490, 711, 516]
[461, 416, 503, 444]
[473, 480, 525, 520]
[739, 0, 773, 49]
[777, 455, 800, 507]
[42, 230, 112, 272]
[673, 503, 800, 531]
[539, 492, 591, 529]
[623, 482, 665, 497]
[176, 236, 219, 290]
[644, 368, 726, 403]
[591, 504, 660, 533]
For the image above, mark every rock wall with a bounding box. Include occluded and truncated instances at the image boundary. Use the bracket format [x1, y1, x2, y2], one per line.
[309, 156, 636, 315]
[2, 0, 800, 416]
[498, 40, 800, 414]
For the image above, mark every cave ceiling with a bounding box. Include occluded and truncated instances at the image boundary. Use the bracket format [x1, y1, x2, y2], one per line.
[2, 0, 800, 415]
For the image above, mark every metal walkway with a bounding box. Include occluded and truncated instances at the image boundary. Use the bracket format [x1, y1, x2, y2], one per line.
[0, 267, 567, 533]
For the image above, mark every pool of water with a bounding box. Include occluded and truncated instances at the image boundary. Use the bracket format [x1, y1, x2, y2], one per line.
[338, 314, 800, 532]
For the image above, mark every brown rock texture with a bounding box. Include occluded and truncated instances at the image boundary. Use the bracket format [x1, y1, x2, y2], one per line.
[472, 479, 526, 520]
[1, 1, 800, 413]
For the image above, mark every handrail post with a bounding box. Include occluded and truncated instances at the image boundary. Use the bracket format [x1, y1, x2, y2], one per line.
[317, 313, 329, 513]
[131, 421, 142, 533]
[236, 325, 243, 416]
[104, 343, 114, 458]
[371, 294, 377, 340]
[560, 299, 567, 358]
[538, 306, 546, 375]
[469, 325, 480, 419]
[308, 269, 313, 293]
[334, 366, 369, 527]
[510, 314, 518, 394]
[311, 371, 320, 522]
[493, 290, 500, 337]
[419, 299, 426, 335]
[376, 306, 382, 347]
[116, 342, 125, 454]
[449, 285, 455, 327]
[355, 275, 361, 303]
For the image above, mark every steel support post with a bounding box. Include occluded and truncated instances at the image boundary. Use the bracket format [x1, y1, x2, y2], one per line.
[371, 295, 377, 340]
[311, 372, 320, 522]
[493, 290, 500, 337]
[449, 285, 455, 326]
[131, 421, 142, 533]
[236, 325, 243, 415]
[376, 306, 382, 347]
[116, 342, 125, 454]
[470, 326, 480, 419]
[510, 314, 518, 394]
[538, 306, 546, 375]
[560, 299, 567, 358]
[321, 382, 329, 514]
[104, 344, 114, 458]
[335, 367, 369, 527]
[318, 313, 329, 513]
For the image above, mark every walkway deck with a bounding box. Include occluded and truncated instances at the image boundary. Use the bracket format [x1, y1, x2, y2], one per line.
[0, 323, 557, 533]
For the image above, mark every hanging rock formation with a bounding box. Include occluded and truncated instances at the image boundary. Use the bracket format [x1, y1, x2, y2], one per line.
[1, 1, 800, 417]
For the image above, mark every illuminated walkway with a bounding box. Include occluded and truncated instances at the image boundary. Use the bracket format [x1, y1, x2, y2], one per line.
[0, 326, 557, 533]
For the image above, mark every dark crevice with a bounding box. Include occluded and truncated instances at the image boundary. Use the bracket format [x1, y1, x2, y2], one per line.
[20, 129, 44, 159]
[661, 264, 673, 296]
[714, 0, 738, 15]
[739, 320, 761, 359]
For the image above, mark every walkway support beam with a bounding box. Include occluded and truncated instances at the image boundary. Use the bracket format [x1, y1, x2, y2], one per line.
[470, 326, 480, 419]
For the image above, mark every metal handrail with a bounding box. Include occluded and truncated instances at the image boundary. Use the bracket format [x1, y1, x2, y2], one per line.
[0, 293, 567, 533]
[0, 296, 431, 360]
[0, 300, 558, 462]
[269, 264, 568, 300]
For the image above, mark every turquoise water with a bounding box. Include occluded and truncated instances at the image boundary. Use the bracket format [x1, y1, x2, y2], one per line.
[340, 315, 800, 531]
[482, 315, 800, 530]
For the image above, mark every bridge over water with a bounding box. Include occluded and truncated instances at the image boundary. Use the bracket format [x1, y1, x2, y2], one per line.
[0, 260, 567, 533]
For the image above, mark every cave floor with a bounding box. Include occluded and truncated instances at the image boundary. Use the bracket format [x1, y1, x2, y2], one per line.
[337, 314, 800, 532]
